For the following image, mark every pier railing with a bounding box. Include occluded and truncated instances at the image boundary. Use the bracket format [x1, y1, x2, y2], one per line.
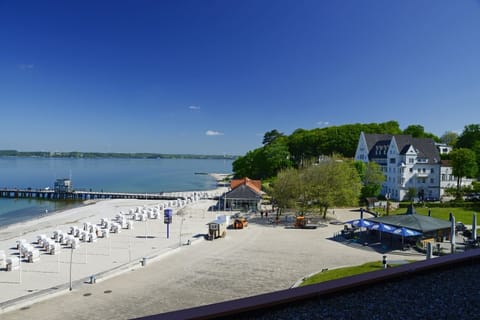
[0, 188, 184, 201]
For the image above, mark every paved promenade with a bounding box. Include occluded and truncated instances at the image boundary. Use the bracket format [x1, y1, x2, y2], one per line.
[1, 207, 426, 320]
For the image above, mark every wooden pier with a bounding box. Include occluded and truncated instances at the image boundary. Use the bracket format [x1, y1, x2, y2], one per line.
[0, 188, 184, 201]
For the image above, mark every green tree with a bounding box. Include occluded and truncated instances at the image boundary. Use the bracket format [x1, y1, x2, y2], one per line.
[456, 124, 480, 149]
[406, 187, 417, 202]
[270, 167, 302, 215]
[262, 129, 285, 146]
[440, 131, 459, 146]
[403, 125, 426, 137]
[262, 140, 293, 178]
[354, 161, 385, 201]
[305, 160, 362, 218]
[450, 148, 478, 199]
[403, 124, 439, 140]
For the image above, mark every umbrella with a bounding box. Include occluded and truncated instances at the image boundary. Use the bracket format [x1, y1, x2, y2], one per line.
[393, 227, 421, 247]
[393, 227, 421, 237]
[370, 223, 396, 241]
[346, 219, 374, 228]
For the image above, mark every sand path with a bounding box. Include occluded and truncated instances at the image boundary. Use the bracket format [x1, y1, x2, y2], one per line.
[1, 205, 426, 320]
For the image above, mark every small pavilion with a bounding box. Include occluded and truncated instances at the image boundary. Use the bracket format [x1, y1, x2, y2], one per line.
[366, 204, 452, 241]
[221, 178, 263, 212]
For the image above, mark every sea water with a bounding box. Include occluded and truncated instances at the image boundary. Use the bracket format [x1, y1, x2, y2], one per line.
[0, 157, 233, 227]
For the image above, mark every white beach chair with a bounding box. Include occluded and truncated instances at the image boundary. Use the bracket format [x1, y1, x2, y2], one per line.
[88, 232, 97, 242]
[110, 222, 119, 233]
[126, 220, 134, 230]
[101, 229, 110, 238]
[6, 256, 20, 271]
[0, 250, 5, 269]
[49, 243, 60, 255]
[37, 234, 47, 245]
[20, 243, 33, 258]
[71, 238, 80, 249]
[16, 239, 27, 250]
[100, 218, 109, 228]
[27, 249, 40, 262]
[79, 231, 88, 242]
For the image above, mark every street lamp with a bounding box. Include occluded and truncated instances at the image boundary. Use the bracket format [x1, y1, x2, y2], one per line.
[69, 246, 73, 291]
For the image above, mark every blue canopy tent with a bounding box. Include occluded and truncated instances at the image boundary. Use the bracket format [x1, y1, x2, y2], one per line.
[393, 227, 422, 247]
[346, 219, 374, 229]
[370, 223, 396, 241]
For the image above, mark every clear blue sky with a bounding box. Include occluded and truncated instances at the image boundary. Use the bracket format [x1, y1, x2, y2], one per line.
[1, 1, 479, 155]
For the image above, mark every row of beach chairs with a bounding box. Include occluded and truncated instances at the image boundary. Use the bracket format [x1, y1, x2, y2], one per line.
[3, 197, 194, 271]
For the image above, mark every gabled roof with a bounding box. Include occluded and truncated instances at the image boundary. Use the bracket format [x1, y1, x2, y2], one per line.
[225, 184, 263, 200]
[230, 178, 261, 193]
[393, 136, 440, 163]
[362, 133, 440, 163]
[367, 206, 451, 232]
[363, 134, 392, 160]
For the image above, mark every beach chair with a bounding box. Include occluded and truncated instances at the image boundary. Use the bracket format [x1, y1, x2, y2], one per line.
[49, 243, 60, 255]
[101, 229, 110, 238]
[20, 243, 33, 258]
[71, 238, 80, 249]
[88, 232, 98, 242]
[6, 256, 20, 271]
[16, 239, 27, 250]
[126, 221, 134, 230]
[43, 239, 54, 252]
[53, 230, 62, 242]
[59, 233, 69, 245]
[64, 235, 74, 246]
[37, 234, 47, 245]
[79, 231, 88, 242]
[110, 223, 119, 233]
[0, 250, 5, 269]
[27, 249, 40, 262]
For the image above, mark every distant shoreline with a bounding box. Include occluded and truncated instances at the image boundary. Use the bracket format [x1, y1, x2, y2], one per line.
[0, 150, 239, 160]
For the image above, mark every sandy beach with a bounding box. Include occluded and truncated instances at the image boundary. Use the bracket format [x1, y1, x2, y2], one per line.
[0, 181, 428, 320]
[0, 176, 229, 311]
[0, 169, 427, 319]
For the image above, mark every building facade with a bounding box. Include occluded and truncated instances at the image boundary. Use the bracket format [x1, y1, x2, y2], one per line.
[354, 132, 463, 201]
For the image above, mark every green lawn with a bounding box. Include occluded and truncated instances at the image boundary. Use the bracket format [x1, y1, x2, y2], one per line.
[413, 206, 478, 224]
[300, 261, 385, 286]
[376, 205, 480, 224]
[300, 260, 412, 287]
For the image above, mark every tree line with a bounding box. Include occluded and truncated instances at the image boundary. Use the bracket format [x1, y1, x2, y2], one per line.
[0, 150, 238, 160]
[233, 121, 480, 181]
[233, 121, 480, 213]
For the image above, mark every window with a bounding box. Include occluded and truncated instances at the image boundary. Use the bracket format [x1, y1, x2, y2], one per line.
[410, 168, 413, 173]
[431, 168, 434, 173]
[430, 178, 434, 184]
[409, 158, 414, 164]
[390, 158, 396, 164]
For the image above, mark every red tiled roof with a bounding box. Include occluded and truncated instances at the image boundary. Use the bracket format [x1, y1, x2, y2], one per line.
[230, 177, 261, 193]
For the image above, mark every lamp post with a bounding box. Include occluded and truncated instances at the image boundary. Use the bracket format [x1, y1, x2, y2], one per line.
[385, 193, 390, 215]
[69, 246, 73, 291]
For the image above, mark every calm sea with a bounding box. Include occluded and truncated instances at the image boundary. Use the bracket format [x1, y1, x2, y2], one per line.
[0, 157, 233, 227]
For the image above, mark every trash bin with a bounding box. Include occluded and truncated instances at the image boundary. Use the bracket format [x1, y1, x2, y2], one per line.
[141, 257, 147, 267]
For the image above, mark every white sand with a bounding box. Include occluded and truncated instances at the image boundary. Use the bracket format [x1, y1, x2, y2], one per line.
[0, 182, 228, 309]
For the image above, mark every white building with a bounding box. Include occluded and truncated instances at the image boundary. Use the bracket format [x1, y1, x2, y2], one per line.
[354, 132, 469, 201]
